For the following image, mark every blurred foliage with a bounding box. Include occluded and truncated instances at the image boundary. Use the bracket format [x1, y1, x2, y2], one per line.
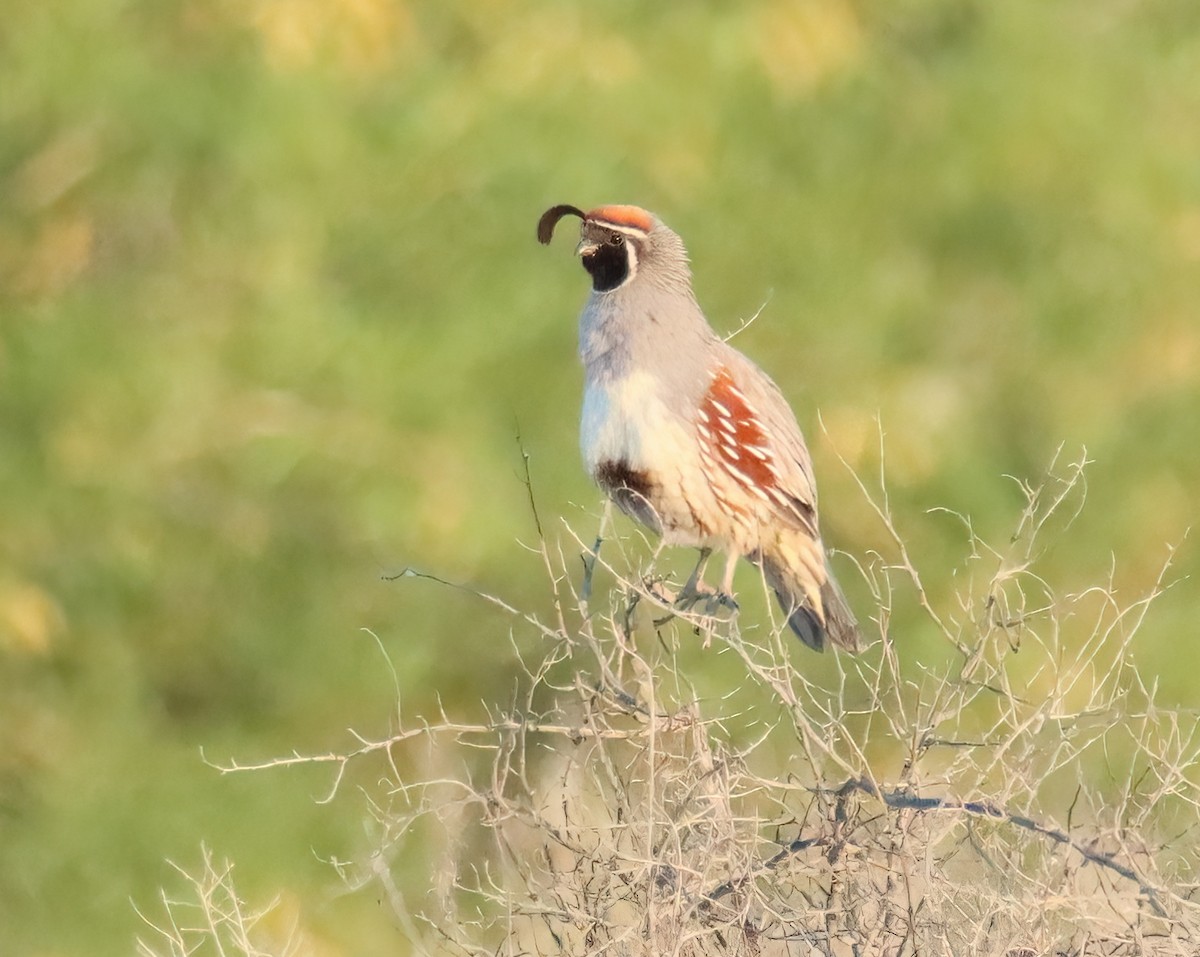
[0, 0, 1197, 954]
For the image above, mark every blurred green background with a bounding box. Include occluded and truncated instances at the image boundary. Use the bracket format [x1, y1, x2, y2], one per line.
[2, 0, 1198, 953]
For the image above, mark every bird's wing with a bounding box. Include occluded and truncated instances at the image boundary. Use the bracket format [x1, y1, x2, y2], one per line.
[697, 347, 820, 538]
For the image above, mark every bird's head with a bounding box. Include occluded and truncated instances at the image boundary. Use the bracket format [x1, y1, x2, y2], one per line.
[537, 203, 689, 293]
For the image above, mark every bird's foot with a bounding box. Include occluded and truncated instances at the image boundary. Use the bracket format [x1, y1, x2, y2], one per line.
[707, 590, 740, 616]
[675, 580, 740, 633]
[643, 576, 738, 634]
[643, 575, 680, 607]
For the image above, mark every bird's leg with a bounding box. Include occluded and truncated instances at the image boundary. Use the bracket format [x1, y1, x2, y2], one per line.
[674, 547, 728, 613]
[677, 547, 714, 605]
[676, 547, 738, 618]
[693, 552, 741, 622]
[643, 539, 679, 606]
[711, 551, 741, 613]
[649, 547, 713, 613]
[649, 546, 709, 610]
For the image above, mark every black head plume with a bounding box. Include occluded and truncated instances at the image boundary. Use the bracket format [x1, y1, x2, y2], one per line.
[537, 204, 586, 245]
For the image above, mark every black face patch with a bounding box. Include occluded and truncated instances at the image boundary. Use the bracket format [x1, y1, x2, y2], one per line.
[581, 231, 631, 292]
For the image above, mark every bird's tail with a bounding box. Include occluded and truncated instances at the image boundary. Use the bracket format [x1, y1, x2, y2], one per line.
[758, 549, 863, 653]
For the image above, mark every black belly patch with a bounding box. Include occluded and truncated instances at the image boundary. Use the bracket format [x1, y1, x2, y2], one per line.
[594, 459, 661, 533]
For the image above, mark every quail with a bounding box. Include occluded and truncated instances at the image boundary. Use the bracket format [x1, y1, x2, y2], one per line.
[538, 203, 862, 652]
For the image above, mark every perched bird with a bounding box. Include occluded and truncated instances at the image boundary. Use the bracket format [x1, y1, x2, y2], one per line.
[538, 203, 862, 652]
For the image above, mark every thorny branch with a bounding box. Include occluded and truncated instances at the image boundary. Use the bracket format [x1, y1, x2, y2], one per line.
[817, 777, 1169, 918]
[159, 449, 1196, 957]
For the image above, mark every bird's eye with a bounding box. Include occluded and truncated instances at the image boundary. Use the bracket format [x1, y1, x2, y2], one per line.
[609, 233, 624, 246]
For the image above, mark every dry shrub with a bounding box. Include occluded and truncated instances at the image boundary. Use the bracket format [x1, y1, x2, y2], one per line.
[135, 845, 304, 957]
[146, 449, 1199, 956]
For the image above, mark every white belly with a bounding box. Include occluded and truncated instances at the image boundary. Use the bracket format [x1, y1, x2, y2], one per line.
[581, 370, 672, 474]
[580, 372, 722, 547]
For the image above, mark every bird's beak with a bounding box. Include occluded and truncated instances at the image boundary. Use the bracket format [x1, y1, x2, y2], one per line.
[575, 238, 599, 258]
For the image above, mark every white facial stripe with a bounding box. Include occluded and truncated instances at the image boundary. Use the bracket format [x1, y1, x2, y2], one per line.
[595, 222, 649, 239]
